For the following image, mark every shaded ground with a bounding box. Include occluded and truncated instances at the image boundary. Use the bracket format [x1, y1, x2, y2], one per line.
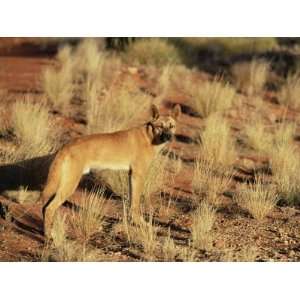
[1, 40, 300, 261]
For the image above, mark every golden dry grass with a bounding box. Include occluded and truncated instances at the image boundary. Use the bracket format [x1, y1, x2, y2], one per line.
[86, 80, 152, 134]
[123, 38, 181, 66]
[244, 119, 298, 205]
[231, 59, 270, 95]
[178, 245, 197, 262]
[56, 44, 73, 65]
[153, 64, 173, 105]
[43, 213, 76, 261]
[198, 114, 236, 171]
[273, 122, 295, 146]
[278, 73, 300, 109]
[0, 106, 9, 135]
[70, 188, 106, 242]
[11, 101, 59, 160]
[222, 246, 257, 262]
[270, 143, 300, 205]
[74, 38, 105, 79]
[192, 158, 232, 206]
[190, 77, 237, 117]
[235, 175, 278, 220]
[42, 212, 102, 262]
[143, 153, 170, 198]
[42, 62, 73, 113]
[3, 186, 40, 205]
[162, 228, 177, 261]
[245, 118, 295, 154]
[244, 118, 273, 155]
[191, 202, 216, 250]
[131, 214, 159, 260]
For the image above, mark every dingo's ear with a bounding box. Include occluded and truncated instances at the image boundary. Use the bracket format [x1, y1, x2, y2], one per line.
[172, 104, 181, 120]
[150, 104, 160, 121]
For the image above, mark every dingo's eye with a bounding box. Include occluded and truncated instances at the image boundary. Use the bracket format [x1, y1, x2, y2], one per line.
[169, 124, 175, 129]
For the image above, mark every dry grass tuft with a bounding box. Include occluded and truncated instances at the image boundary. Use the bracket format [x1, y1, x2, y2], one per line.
[191, 77, 237, 117]
[222, 246, 257, 262]
[191, 202, 216, 250]
[143, 153, 170, 198]
[231, 59, 270, 95]
[273, 122, 295, 146]
[98, 170, 129, 199]
[153, 64, 173, 105]
[170, 64, 195, 92]
[43, 213, 76, 261]
[244, 118, 273, 155]
[131, 214, 159, 260]
[278, 73, 300, 109]
[192, 158, 232, 206]
[123, 38, 181, 66]
[3, 186, 40, 205]
[238, 246, 258, 262]
[198, 114, 236, 171]
[42, 212, 102, 262]
[70, 188, 106, 242]
[235, 175, 278, 220]
[270, 143, 300, 205]
[11, 101, 59, 160]
[245, 118, 295, 155]
[178, 245, 197, 262]
[74, 38, 105, 79]
[42, 62, 73, 113]
[56, 44, 73, 65]
[86, 81, 151, 134]
[162, 228, 177, 261]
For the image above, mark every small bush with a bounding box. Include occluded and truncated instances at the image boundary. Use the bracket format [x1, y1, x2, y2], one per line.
[278, 73, 300, 109]
[232, 59, 270, 95]
[191, 78, 237, 117]
[123, 38, 182, 66]
[235, 175, 278, 220]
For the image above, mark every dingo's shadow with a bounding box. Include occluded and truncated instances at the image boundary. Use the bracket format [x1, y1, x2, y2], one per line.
[0, 154, 55, 193]
[0, 153, 118, 198]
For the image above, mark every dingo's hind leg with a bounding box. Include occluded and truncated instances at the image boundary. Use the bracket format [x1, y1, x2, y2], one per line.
[43, 158, 83, 239]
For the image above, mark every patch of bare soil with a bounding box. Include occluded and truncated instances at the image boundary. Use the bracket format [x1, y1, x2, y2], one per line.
[0, 44, 300, 262]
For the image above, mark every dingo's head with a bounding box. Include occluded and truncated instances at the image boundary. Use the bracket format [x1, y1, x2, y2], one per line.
[147, 104, 181, 145]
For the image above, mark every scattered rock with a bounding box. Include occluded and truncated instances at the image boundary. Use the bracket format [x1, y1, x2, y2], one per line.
[128, 67, 138, 75]
[241, 158, 256, 170]
[214, 240, 225, 249]
[288, 250, 295, 257]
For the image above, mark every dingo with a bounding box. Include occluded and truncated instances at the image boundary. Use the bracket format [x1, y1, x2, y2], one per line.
[41, 104, 181, 238]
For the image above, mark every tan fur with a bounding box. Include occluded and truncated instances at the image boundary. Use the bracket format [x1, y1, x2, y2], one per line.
[41, 104, 181, 238]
